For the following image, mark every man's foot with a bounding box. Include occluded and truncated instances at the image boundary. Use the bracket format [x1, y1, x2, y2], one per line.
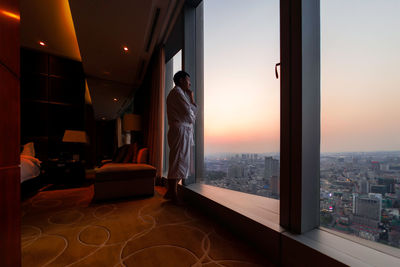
[163, 190, 175, 200]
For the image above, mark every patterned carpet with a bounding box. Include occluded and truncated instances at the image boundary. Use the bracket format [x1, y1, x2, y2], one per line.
[21, 186, 273, 267]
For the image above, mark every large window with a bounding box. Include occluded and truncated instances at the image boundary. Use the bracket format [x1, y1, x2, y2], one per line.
[320, 0, 400, 249]
[203, 0, 280, 199]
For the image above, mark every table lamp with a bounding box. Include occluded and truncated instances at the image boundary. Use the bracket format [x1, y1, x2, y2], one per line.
[122, 114, 141, 144]
[62, 130, 88, 161]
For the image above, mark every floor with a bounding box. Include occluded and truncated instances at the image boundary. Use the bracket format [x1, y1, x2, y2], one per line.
[21, 185, 274, 267]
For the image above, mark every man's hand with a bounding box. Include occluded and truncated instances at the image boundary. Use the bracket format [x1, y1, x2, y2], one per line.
[188, 90, 196, 105]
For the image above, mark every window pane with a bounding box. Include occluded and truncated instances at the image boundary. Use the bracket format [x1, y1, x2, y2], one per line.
[203, 0, 280, 199]
[320, 0, 400, 249]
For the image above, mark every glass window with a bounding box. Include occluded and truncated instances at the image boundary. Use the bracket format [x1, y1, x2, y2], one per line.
[203, 0, 280, 199]
[320, 0, 400, 249]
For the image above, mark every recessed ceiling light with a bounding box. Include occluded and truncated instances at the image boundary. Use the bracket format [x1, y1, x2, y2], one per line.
[113, 98, 118, 102]
[39, 41, 46, 46]
[123, 46, 129, 52]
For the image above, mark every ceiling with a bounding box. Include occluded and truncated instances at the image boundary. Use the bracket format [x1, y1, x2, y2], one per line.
[20, 0, 81, 61]
[20, 0, 184, 120]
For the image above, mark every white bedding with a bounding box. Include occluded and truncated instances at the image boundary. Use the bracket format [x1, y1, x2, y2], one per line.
[20, 155, 41, 183]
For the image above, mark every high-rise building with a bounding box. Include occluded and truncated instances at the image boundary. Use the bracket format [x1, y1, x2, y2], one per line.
[353, 193, 382, 227]
[264, 157, 279, 179]
[271, 175, 280, 197]
[228, 164, 244, 178]
[378, 177, 396, 193]
[359, 179, 369, 194]
[380, 164, 390, 171]
[370, 185, 387, 195]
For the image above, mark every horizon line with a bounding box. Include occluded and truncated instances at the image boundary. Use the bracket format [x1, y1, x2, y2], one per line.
[205, 150, 400, 156]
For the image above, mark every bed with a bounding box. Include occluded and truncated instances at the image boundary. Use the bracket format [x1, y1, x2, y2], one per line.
[20, 142, 41, 183]
[20, 155, 41, 183]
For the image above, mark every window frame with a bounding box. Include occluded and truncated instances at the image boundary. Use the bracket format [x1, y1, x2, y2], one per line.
[183, 0, 321, 233]
[279, 0, 321, 234]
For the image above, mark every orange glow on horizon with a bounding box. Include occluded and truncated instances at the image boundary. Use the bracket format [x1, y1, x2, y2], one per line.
[1, 10, 20, 21]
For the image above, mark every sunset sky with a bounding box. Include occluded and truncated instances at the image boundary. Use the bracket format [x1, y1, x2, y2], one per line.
[203, 0, 400, 154]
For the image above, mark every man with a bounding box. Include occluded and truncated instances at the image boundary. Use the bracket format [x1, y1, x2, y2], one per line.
[164, 71, 197, 201]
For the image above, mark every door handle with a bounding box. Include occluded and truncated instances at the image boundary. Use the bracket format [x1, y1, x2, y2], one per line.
[275, 63, 281, 79]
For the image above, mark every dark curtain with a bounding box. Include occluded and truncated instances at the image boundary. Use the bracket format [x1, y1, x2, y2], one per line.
[145, 47, 165, 179]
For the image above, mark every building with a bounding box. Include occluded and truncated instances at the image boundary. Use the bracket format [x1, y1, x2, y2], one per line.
[353, 193, 382, 227]
[271, 175, 280, 197]
[378, 177, 396, 194]
[359, 179, 369, 194]
[227, 163, 244, 178]
[370, 184, 388, 195]
[264, 156, 279, 180]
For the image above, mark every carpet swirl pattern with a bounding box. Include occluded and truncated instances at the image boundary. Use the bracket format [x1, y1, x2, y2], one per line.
[21, 186, 273, 266]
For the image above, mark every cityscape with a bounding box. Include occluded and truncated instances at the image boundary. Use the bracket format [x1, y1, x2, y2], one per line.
[203, 151, 400, 249]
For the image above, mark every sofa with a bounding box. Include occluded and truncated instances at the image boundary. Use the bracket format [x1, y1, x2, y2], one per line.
[93, 144, 156, 201]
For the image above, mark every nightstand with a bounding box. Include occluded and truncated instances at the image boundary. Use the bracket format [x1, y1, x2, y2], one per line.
[45, 159, 85, 184]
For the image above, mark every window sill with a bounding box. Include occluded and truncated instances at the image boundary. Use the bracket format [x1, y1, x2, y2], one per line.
[284, 228, 400, 266]
[181, 183, 400, 266]
[184, 183, 281, 232]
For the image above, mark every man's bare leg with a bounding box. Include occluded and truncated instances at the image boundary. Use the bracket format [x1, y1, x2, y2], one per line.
[164, 179, 182, 202]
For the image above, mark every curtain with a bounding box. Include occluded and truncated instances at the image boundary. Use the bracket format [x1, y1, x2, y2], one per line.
[146, 47, 165, 180]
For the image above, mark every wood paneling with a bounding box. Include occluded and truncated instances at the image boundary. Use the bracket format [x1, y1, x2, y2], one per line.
[0, 167, 21, 267]
[20, 48, 48, 75]
[20, 48, 86, 162]
[0, 0, 20, 76]
[0, 64, 20, 167]
[0, 1, 21, 265]
[95, 120, 116, 164]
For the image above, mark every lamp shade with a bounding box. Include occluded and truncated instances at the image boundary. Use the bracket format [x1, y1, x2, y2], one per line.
[123, 114, 141, 131]
[62, 130, 88, 143]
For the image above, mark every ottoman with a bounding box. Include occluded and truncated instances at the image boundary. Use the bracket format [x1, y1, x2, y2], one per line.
[94, 163, 156, 201]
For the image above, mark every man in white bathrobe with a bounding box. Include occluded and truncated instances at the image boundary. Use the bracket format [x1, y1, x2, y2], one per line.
[164, 71, 197, 200]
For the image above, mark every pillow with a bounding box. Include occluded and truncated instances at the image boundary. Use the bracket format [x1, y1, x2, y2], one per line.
[137, 148, 148, 164]
[122, 143, 138, 163]
[21, 155, 42, 167]
[21, 142, 35, 157]
[113, 145, 129, 163]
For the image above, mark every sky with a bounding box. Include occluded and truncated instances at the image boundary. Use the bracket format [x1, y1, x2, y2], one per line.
[203, 0, 400, 154]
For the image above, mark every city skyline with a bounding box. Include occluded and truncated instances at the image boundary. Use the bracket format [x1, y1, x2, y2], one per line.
[204, 150, 400, 248]
[205, 149, 400, 157]
[203, 0, 400, 154]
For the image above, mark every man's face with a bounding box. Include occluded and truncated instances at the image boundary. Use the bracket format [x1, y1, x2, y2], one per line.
[180, 76, 191, 91]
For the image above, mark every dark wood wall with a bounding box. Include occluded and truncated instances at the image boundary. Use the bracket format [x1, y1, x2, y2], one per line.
[95, 120, 116, 164]
[20, 48, 85, 161]
[0, 0, 21, 265]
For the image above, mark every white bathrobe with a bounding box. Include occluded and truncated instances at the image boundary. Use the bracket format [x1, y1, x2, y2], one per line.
[167, 86, 197, 179]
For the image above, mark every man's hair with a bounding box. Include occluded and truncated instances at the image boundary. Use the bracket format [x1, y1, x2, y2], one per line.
[173, 71, 190, 85]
